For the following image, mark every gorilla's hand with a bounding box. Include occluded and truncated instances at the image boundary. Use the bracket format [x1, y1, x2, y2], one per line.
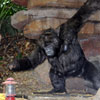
[8, 59, 20, 71]
[8, 57, 32, 71]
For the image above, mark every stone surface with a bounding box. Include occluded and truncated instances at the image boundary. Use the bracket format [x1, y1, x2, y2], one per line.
[80, 35, 100, 58]
[28, 94, 92, 100]
[16, 98, 27, 100]
[24, 18, 66, 39]
[79, 22, 95, 35]
[11, 8, 100, 39]
[89, 11, 100, 21]
[11, 8, 77, 30]
[66, 77, 86, 93]
[11, 10, 29, 30]
[94, 23, 100, 34]
[34, 60, 51, 85]
[15, 89, 100, 100]
[27, 0, 86, 9]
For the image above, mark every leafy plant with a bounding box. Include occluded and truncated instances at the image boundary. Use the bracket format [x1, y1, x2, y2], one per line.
[0, 0, 26, 36]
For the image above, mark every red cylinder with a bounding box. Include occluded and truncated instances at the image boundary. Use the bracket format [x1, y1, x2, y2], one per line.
[6, 96, 15, 100]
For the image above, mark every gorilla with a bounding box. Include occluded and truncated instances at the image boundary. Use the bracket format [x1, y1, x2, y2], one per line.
[8, 0, 100, 94]
[8, 27, 100, 94]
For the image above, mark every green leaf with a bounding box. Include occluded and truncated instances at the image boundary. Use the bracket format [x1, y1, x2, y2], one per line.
[0, 0, 26, 36]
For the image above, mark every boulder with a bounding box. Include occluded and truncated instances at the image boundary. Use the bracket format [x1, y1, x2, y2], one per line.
[11, 10, 29, 30]
[23, 18, 66, 39]
[11, 8, 77, 30]
[27, 0, 86, 9]
[80, 35, 100, 58]
[79, 22, 95, 35]
[11, 8, 100, 39]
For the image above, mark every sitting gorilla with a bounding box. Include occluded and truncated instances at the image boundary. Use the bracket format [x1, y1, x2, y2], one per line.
[8, 27, 100, 94]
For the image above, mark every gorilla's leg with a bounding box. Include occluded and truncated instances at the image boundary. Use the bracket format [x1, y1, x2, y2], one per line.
[84, 80, 97, 94]
[49, 68, 66, 93]
[84, 75, 100, 95]
[82, 61, 100, 94]
[91, 75, 100, 90]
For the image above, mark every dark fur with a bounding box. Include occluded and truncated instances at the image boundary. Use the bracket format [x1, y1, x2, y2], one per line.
[8, 0, 100, 94]
[8, 28, 100, 94]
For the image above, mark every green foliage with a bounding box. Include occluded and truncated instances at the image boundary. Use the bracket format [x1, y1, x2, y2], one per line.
[0, 0, 26, 36]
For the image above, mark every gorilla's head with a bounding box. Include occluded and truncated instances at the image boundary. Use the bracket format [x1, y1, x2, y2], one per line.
[38, 28, 61, 57]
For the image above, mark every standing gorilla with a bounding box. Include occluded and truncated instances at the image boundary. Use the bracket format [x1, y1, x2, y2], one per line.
[8, 27, 100, 93]
[8, 0, 100, 93]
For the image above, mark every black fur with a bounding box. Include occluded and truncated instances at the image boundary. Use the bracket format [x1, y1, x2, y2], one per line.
[8, 28, 100, 94]
[8, 0, 100, 94]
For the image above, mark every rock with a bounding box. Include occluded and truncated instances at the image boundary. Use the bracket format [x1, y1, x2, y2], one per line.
[11, 8, 76, 39]
[66, 77, 87, 93]
[28, 94, 91, 100]
[23, 18, 66, 39]
[34, 60, 51, 85]
[92, 89, 100, 100]
[95, 23, 100, 34]
[27, 0, 86, 9]
[11, 8, 100, 39]
[16, 98, 27, 100]
[89, 11, 100, 21]
[11, 8, 77, 30]
[11, 10, 29, 30]
[80, 35, 100, 58]
[79, 22, 95, 35]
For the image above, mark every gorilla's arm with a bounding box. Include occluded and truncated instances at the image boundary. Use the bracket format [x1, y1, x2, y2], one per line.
[8, 46, 46, 71]
[59, 0, 100, 52]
